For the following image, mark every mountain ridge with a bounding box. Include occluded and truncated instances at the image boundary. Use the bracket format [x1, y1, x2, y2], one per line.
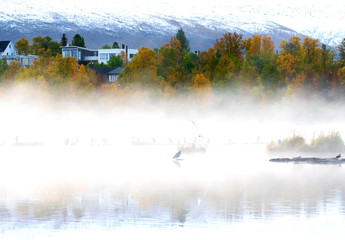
[1, 0, 343, 50]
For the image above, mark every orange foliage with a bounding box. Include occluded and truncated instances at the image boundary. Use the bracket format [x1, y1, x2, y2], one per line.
[261, 35, 275, 54]
[277, 54, 298, 80]
[247, 35, 261, 57]
[193, 73, 211, 89]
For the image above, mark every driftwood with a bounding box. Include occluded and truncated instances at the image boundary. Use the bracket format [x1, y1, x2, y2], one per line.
[269, 157, 345, 165]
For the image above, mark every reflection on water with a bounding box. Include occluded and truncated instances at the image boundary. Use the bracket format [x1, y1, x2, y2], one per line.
[1, 144, 345, 239]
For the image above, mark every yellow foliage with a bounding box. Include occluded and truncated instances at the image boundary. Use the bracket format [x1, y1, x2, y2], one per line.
[3, 61, 20, 80]
[303, 37, 320, 66]
[247, 35, 261, 57]
[338, 67, 345, 87]
[193, 73, 211, 89]
[162, 37, 181, 51]
[261, 35, 275, 54]
[277, 54, 298, 80]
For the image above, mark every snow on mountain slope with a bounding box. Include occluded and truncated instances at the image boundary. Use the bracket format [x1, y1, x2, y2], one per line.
[1, 0, 344, 48]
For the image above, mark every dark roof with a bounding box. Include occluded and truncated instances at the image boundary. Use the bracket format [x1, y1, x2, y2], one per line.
[90, 67, 117, 76]
[107, 67, 124, 75]
[0, 41, 10, 52]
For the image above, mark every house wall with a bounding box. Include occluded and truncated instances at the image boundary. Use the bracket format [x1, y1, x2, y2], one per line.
[18, 55, 38, 67]
[1, 41, 17, 64]
[0, 41, 16, 57]
[108, 74, 118, 83]
[61, 46, 138, 65]
[98, 48, 138, 64]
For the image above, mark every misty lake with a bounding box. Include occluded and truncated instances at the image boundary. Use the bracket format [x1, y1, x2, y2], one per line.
[1, 143, 345, 240]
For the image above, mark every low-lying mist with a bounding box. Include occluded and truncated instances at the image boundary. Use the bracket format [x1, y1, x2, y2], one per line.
[1, 83, 345, 147]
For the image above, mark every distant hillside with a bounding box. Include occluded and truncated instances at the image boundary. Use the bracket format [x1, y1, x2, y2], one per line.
[2, 0, 342, 50]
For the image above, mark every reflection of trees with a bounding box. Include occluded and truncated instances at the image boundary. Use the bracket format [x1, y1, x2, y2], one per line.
[2, 167, 345, 228]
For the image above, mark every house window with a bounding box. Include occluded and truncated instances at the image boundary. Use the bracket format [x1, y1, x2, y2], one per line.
[100, 53, 108, 60]
[129, 54, 136, 59]
[70, 49, 78, 59]
[109, 75, 117, 83]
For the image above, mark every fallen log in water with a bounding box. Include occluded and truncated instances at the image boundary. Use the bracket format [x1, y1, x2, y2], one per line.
[269, 157, 345, 165]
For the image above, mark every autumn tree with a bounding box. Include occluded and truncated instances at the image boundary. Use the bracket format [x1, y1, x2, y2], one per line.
[31, 36, 44, 55]
[279, 36, 303, 59]
[3, 61, 20, 80]
[214, 32, 243, 61]
[197, 49, 218, 82]
[302, 37, 320, 67]
[193, 73, 210, 89]
[31, 36, 54, 55]
[72, 34, 85, 48]
[175, 28, 190, 52]
[246, 35, 262, 57]
[277, 53, 298, 82]
[118, 47, 161, 90]
[157, 37, 187, 88]
[71, 64, 95, 92]
[15, 38, 30, 55]
[337, 66, 345, 90]
[61, 33, 68, 46]
[261, 35, 275, 55]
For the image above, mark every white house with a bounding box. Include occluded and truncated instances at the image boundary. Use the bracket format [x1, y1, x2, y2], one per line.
[61, 46, 98, 65]
[98, 48, 138, 64]
[0, 41, 17, 64]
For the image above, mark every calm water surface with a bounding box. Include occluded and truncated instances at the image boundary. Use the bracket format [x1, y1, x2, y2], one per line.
[1, 144, 345, 239]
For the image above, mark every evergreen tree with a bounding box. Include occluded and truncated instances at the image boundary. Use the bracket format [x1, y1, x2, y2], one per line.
[61, 34, 68, 46]
[112, 41, 120, 49]
[72, 34, 85, 48]
[338, 38, 345, 67]
[175, 28, 190, 52]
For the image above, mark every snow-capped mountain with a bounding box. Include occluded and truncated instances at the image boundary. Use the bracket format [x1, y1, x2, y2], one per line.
[1, 0, 344, 50]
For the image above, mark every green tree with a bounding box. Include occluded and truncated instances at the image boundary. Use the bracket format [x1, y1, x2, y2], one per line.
[175, 28, 190, 52]
[31, 36, 44, 55]
[15, 38, 30, 55]
[49, 41, 61, 56]
[61, 34, 68, 46]
[102, 44, 111, 49]
[0, 60, 8, 81]
[31, 36, 53, 55]
[108, 55, 123, 67]
[72, 34, 85, 48]
[112, 42, 120, 49]
[338, 38, 345, 67]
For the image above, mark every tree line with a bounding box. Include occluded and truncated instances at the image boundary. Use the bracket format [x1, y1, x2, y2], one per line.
[2, 29, 345, 101]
